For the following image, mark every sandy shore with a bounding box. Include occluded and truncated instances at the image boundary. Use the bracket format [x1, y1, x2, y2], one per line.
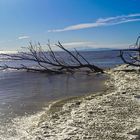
[25, 65, 140, 140]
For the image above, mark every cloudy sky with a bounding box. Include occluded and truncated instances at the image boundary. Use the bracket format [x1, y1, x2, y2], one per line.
[0, 0, 140, 51]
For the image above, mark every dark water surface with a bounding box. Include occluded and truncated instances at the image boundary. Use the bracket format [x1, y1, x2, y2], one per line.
[0, 71, 106, 117]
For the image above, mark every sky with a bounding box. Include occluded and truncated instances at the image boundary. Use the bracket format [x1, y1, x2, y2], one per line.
[0, 0, 140, 51]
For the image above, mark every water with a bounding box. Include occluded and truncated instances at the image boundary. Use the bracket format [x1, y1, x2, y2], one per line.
[0, 50, 122, 68]
[0, 50, 123, 139]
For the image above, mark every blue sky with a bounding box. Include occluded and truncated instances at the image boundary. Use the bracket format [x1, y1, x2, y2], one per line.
[0, 0, 140, 51]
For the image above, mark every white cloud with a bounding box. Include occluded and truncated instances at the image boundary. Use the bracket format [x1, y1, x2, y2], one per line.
[48, 13, 140, 32]
[62, 41, 95, 47]
[18, 36, 30, 40]
[51, 41, 130, 50]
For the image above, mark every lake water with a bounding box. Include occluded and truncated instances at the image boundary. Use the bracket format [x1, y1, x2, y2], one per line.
[0, 50, 123, 139]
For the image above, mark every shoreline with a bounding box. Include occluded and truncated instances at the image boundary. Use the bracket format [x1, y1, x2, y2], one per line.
[31, 64, 140, 140]
[0, 70, 107, 140]
[4, 64, 140, 140]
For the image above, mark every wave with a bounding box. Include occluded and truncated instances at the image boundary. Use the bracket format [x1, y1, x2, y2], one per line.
[0, 107, 49, 140]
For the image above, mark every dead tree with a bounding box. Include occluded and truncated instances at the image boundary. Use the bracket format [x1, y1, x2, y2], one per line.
[120, 36, 140, 67]
[0, 42, 103, 74]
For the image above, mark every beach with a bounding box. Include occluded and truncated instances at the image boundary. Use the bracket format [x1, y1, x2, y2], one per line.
[0, 0, 139, 139]
[27, 64, 140, 140]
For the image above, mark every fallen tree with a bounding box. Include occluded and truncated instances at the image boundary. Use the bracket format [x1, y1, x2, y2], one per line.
[0, 41, 104, 74]
[120, 36, 140, 67]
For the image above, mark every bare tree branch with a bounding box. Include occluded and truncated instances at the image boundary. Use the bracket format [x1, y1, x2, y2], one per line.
[119, 36, 140, 67]
[0, 41, 104, 74]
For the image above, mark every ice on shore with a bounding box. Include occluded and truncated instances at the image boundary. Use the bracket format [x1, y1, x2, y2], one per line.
[32, 65, 140, 140]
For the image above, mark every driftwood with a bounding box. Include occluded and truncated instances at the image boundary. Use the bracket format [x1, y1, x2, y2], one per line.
[120, 36, 140, 67]
[0, 42, 103, 74]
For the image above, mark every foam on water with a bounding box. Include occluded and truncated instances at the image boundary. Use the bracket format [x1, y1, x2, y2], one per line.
[0, 107, 49, 140]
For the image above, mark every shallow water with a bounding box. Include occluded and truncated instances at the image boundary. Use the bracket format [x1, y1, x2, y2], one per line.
[0, 70, 107, 139]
